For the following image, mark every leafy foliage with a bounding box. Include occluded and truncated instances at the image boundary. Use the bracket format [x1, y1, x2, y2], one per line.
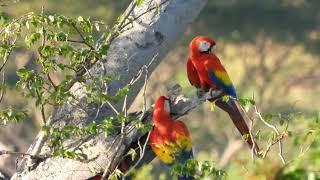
[170, 159, 225, 179]
[0, 10, 135, 161]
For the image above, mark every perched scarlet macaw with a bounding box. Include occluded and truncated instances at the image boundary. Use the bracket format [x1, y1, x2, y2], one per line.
[149, 96, 193, 180]
[186, 36, 259, 154]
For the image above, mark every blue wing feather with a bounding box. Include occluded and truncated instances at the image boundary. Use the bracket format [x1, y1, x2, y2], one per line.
[208, 71, 237, 98]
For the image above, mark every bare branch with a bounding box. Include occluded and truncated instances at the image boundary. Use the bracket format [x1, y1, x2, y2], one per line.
[120, 0, 170, 32]
[0, 73, 5, 103]
[254, 105, 286, 164]
[70, 23, 94, 50]
[0, 150, 49, 160]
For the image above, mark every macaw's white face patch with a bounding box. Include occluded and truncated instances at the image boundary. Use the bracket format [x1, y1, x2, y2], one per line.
[164, 99, 170, 113]
[198, 41, 211, 52]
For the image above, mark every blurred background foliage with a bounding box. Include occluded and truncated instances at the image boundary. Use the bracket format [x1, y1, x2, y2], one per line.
[0, 0, 319, 179]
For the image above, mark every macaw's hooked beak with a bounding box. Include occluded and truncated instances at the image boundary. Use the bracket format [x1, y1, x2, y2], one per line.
[201, 44, 213, 54]
[207, 45, 214, 53]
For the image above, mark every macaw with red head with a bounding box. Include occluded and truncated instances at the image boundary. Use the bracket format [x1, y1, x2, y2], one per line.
[186, 36, 259, 155]
[149, 96, 193, 180]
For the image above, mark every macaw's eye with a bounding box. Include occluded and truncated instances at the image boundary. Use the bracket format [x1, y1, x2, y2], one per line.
[198, 41, 211, 53]
[164, 99, 171, 113]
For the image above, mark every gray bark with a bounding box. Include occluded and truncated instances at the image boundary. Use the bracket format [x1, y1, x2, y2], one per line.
[11, 0, 208, 179]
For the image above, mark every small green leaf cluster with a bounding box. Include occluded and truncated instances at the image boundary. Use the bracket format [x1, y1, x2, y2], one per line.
[277, 115, 320, 178]
[170, 159, 225, 179]
[238, 97, 255, 106]
[0, 12, 112, 123]
[0, 105, 27, 125]
[0, 11, 145, 162]
[42, 115, 124, 159]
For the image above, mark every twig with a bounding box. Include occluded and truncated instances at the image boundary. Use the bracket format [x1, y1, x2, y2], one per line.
[26, 116, 54, 169]
[100, 51, 155, 178]
[101, 99, 128, 179]
[41, 6, 46, 48]
[106, 101, 120, 115]
[63, 0, 137, 91]
[70, 23, 94, 50]
[0, 149, 49, 159]
[0, 12, 33, 35]
[262, 132, 286, 159]
[0, 73, 5, 103]
[122, 64, 150, 177]
[0, 38, 16, 72]
[254, 105, 286, 164]
[96, 0, 137, 49]
[47, 73, 57, 89]
[35, 89, 46, 124]
[66, 39, 85, 44]
[119, 0, 170, 32]
[139, 70, 148, 121]
[124, 131, 151, 177]
[129, 53, 157, 86]
[249, 112, 255, 161]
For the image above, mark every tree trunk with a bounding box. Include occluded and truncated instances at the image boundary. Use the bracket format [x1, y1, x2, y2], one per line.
[11, 0, 208, 179]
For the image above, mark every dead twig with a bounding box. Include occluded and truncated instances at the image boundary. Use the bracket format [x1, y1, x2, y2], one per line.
[0, 149, 49, 160]
[254, 105, 286, 164]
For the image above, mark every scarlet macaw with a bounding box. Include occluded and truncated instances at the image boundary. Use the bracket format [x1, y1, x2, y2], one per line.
[149, 96, 193, 180]
[186, 36, 259, 154]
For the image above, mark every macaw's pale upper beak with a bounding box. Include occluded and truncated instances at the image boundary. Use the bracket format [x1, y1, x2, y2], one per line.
[201, 45, 213, 54]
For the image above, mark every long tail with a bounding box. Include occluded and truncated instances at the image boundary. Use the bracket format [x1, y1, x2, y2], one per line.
[215, 98, 260, 155]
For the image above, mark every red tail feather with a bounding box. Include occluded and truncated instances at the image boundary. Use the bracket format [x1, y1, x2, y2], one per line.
[215, 99, 260, 155]
[119, 159, 130, 172]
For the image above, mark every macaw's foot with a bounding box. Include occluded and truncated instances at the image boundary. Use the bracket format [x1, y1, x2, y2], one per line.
[196, 89, 205, 98]
[209, 88, 223, 101]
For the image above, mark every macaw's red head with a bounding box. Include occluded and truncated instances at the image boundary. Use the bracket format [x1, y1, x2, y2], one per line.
[153, 96, 172, 126]
[189, 36, 216, 56]
[154, 96, 171, 115]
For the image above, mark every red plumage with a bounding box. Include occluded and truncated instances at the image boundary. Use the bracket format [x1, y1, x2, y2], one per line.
[149, 96, 193, 179]
[186, 36, 259, 155]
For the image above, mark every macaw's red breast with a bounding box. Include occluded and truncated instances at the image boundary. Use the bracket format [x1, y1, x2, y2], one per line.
[149, 120, 192, 164]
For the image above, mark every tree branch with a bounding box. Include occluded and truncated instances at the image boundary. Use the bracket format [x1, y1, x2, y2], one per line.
[254, 105, 286, 164]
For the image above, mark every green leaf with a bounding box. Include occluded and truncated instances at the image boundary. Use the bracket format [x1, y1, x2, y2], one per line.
[137, 0, 144, 6]
[263, 113, 273, 122]
[77, 16, 84, 22]
[0, 12, 9, 27]
[17, 68, 28, 76]
[242, 134, 249, 141]
[280, 119, 284, 126]
[127, 148, 137, 161]
[48, 15, 55, 22]
[94, 22, 100, 31]
[221, 95, 230, 103]
[99, 44, 109, 55]
[210, 101, 216, 112]
[77, 152, 88, 160]
[41, 126, 50, 135]
[238, 97, 255, 106]
[56, 32, 67, 41]
[25, 20, 30, 29]
[25, 32, 41, 48]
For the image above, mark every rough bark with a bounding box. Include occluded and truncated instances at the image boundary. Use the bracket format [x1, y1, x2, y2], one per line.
[11, 0, 208, 179]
